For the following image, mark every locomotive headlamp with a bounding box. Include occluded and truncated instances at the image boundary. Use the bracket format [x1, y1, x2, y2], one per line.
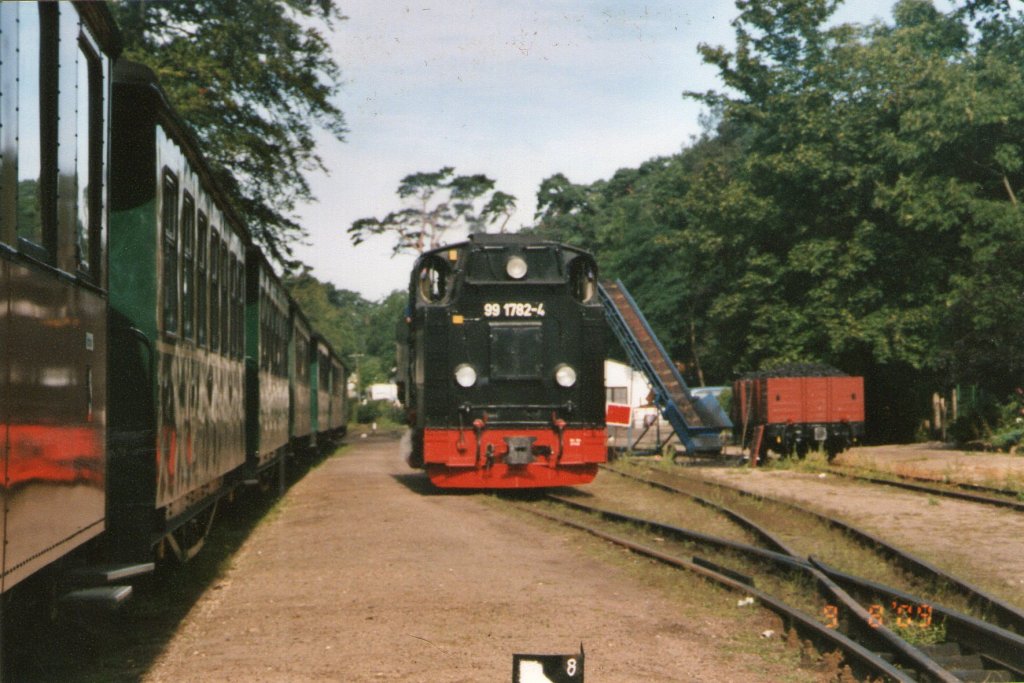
[506, 255, 528, 280]
[454, 364, 478, 387]
[554, 364, 577, 388]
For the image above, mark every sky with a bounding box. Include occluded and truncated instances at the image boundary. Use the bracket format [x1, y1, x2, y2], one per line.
[293, 0, 898, 302]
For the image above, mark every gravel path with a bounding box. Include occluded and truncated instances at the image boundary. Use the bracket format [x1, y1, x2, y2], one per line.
[141, 437, 802, 682]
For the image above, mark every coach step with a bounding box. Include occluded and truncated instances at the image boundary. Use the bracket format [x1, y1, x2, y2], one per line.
[57, 585, 133, 613]
[66, 562, 155, 587]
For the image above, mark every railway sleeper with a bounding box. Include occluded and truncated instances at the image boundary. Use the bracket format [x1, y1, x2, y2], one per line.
[912, 643, 1011, 682]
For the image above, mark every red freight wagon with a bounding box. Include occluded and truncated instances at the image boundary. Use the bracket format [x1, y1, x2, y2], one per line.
[732, 371, 864, 464]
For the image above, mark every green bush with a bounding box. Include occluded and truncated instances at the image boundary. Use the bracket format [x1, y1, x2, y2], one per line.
[355, 399, 404, 424]
[949, 387, 1024, 451]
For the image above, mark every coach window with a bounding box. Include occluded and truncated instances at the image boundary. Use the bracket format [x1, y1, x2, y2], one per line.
[55, 5, 80, 271]
[278, 312, 287, 376]
[161, 171, 179, 337]
[209, 232, 220, 351]
[181, 193, 195, 341]
[235, 258, 244, 358]
[298, 337, 308, 382]
[220, 240, 229, 355]
[15, 3, 58, 262]
[229, 252, 239, 357]
[75, 37, 102, 279]
[259, 294, 268, 370]
[197, 212, 208, 347]
[0, 6, 15, 245]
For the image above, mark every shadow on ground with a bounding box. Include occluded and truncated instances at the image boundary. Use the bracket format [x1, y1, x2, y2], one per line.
[3, 439, 345, 683]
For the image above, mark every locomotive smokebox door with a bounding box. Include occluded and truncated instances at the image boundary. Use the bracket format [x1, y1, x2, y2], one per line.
[504, 436, 537, 465]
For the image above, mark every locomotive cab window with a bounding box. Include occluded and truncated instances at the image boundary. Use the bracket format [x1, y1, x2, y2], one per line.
[416, 254, 454, 303]
[569, 255, 597, 303]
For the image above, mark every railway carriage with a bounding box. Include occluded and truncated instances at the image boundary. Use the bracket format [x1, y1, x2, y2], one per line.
[245, 247, 291, 483]
[0, 2, 120, 593]
[398, 234, 607, 488]
[327, 348, 349, 435]
[733, 369, 865, 463]
[0, 2, 350, 626]
[289, 302, 314, 452]
[312, 335, 348, 440]
[311, 334, 332, 444]
[107, 59, 249, 562]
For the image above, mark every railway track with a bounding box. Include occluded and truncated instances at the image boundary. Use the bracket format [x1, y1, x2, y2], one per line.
[511, 468, 1024, 682]
[606, 465, 1024, 635]
[825, 466, 1024, 513]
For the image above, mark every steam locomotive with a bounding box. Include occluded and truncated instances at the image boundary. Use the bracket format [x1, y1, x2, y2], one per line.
[397, 234, 607, 488]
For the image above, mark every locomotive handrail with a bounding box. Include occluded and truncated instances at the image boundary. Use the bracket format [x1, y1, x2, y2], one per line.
[598, 279, 730, 454]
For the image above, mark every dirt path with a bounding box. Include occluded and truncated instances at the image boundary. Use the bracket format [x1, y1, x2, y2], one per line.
[141, 437, 803, 682]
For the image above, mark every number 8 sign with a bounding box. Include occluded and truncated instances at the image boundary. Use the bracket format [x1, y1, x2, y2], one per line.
[513, 645, 585, 682]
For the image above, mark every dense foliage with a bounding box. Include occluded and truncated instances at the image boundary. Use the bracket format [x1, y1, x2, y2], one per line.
[531, 0, 1024, 441]
[112, 0, 348, 270]
[284, 270, 405, 393]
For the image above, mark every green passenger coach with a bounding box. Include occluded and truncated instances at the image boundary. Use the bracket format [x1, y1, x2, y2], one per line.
[289, 301, 314, 452]
[108, 60, 248, 562]
[244, 247, 291, 486]
[0, 2, 350, 624]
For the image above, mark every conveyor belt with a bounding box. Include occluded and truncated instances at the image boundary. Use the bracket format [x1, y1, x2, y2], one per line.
[599, 279, 730, 453]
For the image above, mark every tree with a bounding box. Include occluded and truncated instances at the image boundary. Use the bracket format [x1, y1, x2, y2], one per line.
[284, 270, 406, 388]
[533, 0, 1024, 440]
[112, 0, 348, 270]
[348, 167, 517, 255]
[683, 0, 1024, 438]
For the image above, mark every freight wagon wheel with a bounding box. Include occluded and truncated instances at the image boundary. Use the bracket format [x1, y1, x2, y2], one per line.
[796, 441, 809, 459]
[165, 501, 218, 563]
[755, 439, 768, 467]
[825, 423, 852, 463]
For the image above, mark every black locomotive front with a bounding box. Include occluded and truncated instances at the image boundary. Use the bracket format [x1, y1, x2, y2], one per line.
[398, 234, 607, 488]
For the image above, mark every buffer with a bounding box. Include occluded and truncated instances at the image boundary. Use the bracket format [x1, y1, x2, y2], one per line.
[599, 279, 731, 454]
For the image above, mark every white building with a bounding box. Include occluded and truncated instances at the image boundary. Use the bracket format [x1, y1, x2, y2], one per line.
[365, 382, 399, 403]
[604, 360, 669, 453]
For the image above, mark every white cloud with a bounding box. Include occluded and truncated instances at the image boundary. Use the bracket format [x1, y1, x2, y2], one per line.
[295, 0, 897, 301]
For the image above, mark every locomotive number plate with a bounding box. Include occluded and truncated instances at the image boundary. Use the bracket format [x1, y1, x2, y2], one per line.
[483, 302, 546, 318]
